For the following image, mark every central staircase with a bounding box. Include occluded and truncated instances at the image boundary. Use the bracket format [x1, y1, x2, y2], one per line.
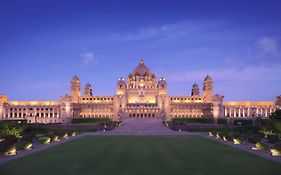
[106, 118, 184, 135]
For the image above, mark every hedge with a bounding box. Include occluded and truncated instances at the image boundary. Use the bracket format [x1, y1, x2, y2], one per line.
[172, 118, 214, 124]
[187, 127, 236, 132]
[71, 118, 111, 124]
[217, 118, 227, 124]
[233, 119, 253, 126]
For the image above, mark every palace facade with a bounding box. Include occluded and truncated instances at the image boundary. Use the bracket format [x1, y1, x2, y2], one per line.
[0, 60, 280, 123]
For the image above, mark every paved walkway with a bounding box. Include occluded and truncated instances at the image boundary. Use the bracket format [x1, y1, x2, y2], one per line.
[98, 118, 189, 135]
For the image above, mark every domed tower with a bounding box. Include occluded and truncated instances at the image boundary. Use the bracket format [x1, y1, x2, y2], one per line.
[70, 75, 81, 103]
[84, 83, 92, 96]
[128, 59, 157, 89]
[116, 77, 126, 96]
[203, 75, 213, 103]
[191, 83, 200, 96]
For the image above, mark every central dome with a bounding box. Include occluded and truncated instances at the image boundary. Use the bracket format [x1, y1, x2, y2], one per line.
[132, 59, 153, 76]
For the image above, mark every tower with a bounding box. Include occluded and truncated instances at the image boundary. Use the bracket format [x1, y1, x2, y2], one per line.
[276, 95, 281, 108]
[158, 77, 167, 96]
[203, 75, 213, 103]
[70, 75, 81, 103]
[84, 83, 92, 96]
[191, 83, 200, 96]
[116, 78, 126, 96]
[114, 77, 127, 120]
[157, 77, 170, 120]
[0, 94, 7, 119]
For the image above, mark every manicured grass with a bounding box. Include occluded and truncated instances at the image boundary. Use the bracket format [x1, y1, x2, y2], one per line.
[1, 136, 281, 175]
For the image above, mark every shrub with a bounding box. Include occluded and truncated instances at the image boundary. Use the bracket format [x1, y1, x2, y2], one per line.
[270, 120, 281, 133]
[270, 143, 281, 156]
[53, 129, 68, 137]
[240, 126, 259, 133]
[217, 118, 227, 124]
[172, 118, 214, 124]
[255, 132, 265, 138]
[0, 121, 23, 137]
[270, 149, 281, 156]
[221, 133, 232, 141]
[24, 124, 49, 134]
[187, 127, 236, 132]
[21, 134, 33, 143]
[2, 135, 18, 145]
[248, 135, 261, 144]
[233, 138, 243, 144]
[267, 134, 280, 144]
[50, 135, 59, 142]
[70, 131, 76, 136]
[208, 132, 215, 137]
[35, 134, 45, 139]
[62, 133, 68, 138]
[16, 141, 32, 150]
[273, 142, 281, 151]
[4, 146, 17, 156]
[38, 137, 51, 144]
[253, 142, 268, 150]
[269, 109, 281, 120]
[216, 132, 223, 139]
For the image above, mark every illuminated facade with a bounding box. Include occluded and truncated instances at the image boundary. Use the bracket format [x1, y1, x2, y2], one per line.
[0, 60, 280, 123]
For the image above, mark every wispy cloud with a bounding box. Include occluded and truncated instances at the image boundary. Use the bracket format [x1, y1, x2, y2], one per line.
[112, 20, 223, 42]
[256, 37, 280, 56]
[80, 52, 96, 64]
[167, 64, 281, 83]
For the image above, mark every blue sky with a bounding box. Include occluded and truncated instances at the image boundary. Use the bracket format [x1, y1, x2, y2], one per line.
[0, 0, 281, 101]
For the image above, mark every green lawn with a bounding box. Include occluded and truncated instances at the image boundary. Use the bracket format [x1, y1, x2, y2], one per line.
[1, 136, 280, 175]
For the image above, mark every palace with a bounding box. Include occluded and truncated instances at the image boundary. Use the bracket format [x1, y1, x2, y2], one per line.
[0, 59, 280, 123]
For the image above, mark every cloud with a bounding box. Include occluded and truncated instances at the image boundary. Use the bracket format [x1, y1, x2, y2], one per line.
[112, 20, 222, 42]
[167, 64, 281, 83]
[80, 52, 96, 64]
[256, 37, 279, 55]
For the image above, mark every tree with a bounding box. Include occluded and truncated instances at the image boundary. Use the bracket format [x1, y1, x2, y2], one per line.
[269, 109, 281, 120]
[0, 121, 23, 138]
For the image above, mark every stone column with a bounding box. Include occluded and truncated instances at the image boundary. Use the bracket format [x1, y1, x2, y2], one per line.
[248, 108, 250, 117]
[238, 108, 241, 117]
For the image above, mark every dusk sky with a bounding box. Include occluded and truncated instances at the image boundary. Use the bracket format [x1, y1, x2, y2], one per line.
[0, 0, 280, 101]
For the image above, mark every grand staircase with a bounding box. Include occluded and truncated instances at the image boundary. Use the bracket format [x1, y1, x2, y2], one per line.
[106, 118, 184, 135]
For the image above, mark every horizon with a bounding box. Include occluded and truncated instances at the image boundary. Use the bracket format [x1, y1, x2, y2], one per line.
[1, 0, 281, 101]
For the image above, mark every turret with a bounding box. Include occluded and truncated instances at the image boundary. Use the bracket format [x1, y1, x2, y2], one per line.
[70, 75, 81, 103]
[191, 83, 200, 96]
[0, 94, 7, 119]
[158, 77, 167, 96]
[84, 83, 92, 96]
[276, 95, 281, 108]
[212, 94, 224, 118]
[116, 77, 126, 96]
[203, 75, 213, 103]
